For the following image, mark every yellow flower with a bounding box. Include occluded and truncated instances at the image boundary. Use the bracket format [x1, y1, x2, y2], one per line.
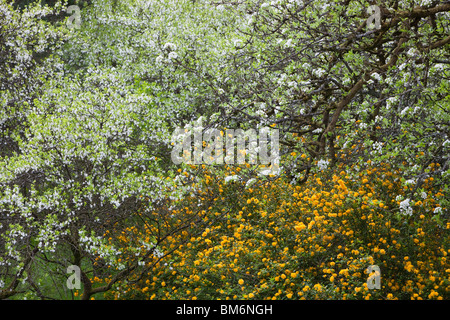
[238, 279, 244, 285]
[294, 223, 306, 232]
[339, 269, 349, 276]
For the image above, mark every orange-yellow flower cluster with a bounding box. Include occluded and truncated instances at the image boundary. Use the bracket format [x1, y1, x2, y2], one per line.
[91, 161, 448, 300]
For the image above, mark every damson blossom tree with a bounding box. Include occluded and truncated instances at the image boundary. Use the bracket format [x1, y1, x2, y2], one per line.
[0, 0, 244, 300]
[209, 0, 449, 216]
[1, 69, 186, 299]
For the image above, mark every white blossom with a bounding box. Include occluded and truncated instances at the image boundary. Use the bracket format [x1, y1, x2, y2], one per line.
[168, 51, 178, 60]
[399, 199, 413, 216]
[371, 72, 381, 81]
[284, 39, 294, 48]
[224, 175, 239, 183]
[163, 42, 176, 51]
[312, 128, 323, 134]
[317, 159, 329, 170]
